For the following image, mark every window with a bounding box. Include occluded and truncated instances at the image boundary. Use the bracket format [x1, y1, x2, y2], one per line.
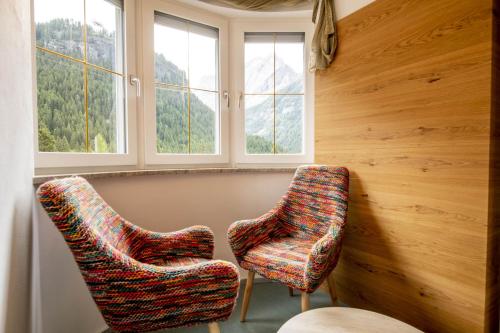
[142, 0, 229, 165]
[244, 33, 305, 155]
[154, 13, 220, 155]
[35, 0, 125, 153]
[34, 0, 137, 168]
[33, 0, 311, 170]
[231, 21, 314, 165]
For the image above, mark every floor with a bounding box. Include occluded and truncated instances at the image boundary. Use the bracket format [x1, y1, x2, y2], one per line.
[165, 280, 334, 333]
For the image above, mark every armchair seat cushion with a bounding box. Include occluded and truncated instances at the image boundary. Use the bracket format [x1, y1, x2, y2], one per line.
[229, 166, 349, 293]
[37, 177, 240, 333]
[240, 236, 315, 289]
[149, 256, 210, 267]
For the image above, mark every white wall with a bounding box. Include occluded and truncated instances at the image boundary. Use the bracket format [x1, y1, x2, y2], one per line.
[35, 172, 294, 333]
[335, 0, 376, 20]
[0, 0, 34, 333]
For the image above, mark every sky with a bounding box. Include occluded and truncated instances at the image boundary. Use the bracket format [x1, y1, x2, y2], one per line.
[35, 0, 304, 92]
[35, 0, 119, 33]
[154, 23, 218, 91]
[154, 23, 304, 91]
[246, 42, 304, 75]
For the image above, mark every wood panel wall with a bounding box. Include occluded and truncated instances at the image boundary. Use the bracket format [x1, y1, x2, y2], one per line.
[486, 1, 500, 332]
[315, 0, 497, 332]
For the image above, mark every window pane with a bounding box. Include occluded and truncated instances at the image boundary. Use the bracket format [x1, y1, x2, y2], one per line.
[154, 18, 188, 86]
[88, 68, 125, 153]
[154, 13, 220, 156]
[245, 34, 274, 94]
[276, 95, 303, 154]
[190, 90, 218, 154]
[275, 34, 304, 94]
[189, 28, 218, 91]
[156, 88, 188, 154]
[35, 0, 84, 59]
[245, 95, 274, 154]
[37, 50, 86, 152]
[86, 0, 123, 72]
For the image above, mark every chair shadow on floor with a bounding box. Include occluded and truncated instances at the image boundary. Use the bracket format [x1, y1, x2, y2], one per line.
[106, 168, 422, 333]
[155, 280, 335, 333]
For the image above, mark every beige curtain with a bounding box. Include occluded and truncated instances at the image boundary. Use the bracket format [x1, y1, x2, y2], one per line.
[309, 0, 337, 71]
[198, 0, 337, 71]
[199, 0, 313, 11]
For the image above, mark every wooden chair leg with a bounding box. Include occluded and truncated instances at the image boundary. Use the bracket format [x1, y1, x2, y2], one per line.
[208, 322, 220, 333]
[326, 274, 338, 305]
[301, 292, 310, 312]
[240, 271, 255, 322]
[288, 287, 294, 297]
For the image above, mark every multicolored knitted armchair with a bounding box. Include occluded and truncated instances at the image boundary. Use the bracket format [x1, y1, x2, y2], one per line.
[228, 165, 349, 320]
[37, 177, 239, 333]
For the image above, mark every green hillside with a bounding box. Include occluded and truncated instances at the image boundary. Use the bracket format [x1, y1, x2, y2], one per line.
[36, 18, 303, 155]
[36, 18, 216, 154]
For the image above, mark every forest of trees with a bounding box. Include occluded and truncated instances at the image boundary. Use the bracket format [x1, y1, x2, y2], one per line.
[37, 18, 303, 155]
[37, 18, 121, 153]
[244, 60, 304, 154]
[37, 18, 217, 154]
[155, 54, 216, 154]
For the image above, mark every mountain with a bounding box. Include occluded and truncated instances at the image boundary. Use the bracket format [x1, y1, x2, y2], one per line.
[36, 19, 216, 154]
[245, 56, 304, 96]
[244, 55, 304, 154]
[36, 18, 303, 155]
[36, 19, 120, 152]
[155, 53, 215, 154]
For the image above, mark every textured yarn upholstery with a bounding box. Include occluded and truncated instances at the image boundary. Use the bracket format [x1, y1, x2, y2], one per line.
[37, 177, 239, 333]
[228, 165, 349, 293]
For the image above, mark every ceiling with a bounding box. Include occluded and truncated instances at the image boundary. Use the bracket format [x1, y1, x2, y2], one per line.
[177, 0, 313, 18]
[175, 0, 376, 20]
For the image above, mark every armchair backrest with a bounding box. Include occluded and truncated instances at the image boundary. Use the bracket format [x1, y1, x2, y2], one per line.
[277, 166, 349, 240]
[37, 177, 139, 264]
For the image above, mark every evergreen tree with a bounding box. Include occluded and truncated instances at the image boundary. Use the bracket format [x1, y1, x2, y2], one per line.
[36, 19, 302, 155]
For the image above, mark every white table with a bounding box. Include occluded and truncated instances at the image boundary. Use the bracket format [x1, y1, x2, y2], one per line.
[278, 307, 423, 333]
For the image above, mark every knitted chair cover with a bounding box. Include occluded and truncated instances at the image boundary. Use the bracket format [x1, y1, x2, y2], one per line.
[228, 165, 349, 293]
[37, 177, 239, 333]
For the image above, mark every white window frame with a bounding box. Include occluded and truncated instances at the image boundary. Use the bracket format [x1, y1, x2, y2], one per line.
[141, 0, 229, 165]
[32, 0, 138, 169]
[32, 0, 312, 172]
[230, 19, 314, 165]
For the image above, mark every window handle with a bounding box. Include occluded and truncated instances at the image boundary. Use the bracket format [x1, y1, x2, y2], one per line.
[130, 75, 141, 98]
[238, 92, 243, 109]
[223, 91, 230, 108]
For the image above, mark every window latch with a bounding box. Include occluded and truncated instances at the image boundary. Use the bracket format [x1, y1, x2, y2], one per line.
[223, 91, 230, 108]
[238, 92, 243, 109]
[130, 75, 141, 98]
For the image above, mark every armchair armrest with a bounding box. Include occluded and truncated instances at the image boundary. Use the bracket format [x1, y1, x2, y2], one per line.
[304, 223, 345, 291]
[228, 205, 282, 261]
[99, 254, 240, 332]
[135, 225, 214, 263]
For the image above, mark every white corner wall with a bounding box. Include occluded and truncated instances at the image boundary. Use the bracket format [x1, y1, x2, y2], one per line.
[335, 0, 376, 20]
[35, 172, 294, 333]
[0, 0, 34, 333]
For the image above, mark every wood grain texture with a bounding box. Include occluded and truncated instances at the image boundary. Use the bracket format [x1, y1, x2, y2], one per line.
[277, 307, 423, 333]
[240, 271, 255, 322]
[315, 0, 496, 332]
[486, 1, 500, 332]
[207, 322, 220, 333]
[301, 292, 310, 312]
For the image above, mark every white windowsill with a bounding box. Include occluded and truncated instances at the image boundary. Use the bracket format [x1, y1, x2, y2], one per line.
[32, 167, 297, 186]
